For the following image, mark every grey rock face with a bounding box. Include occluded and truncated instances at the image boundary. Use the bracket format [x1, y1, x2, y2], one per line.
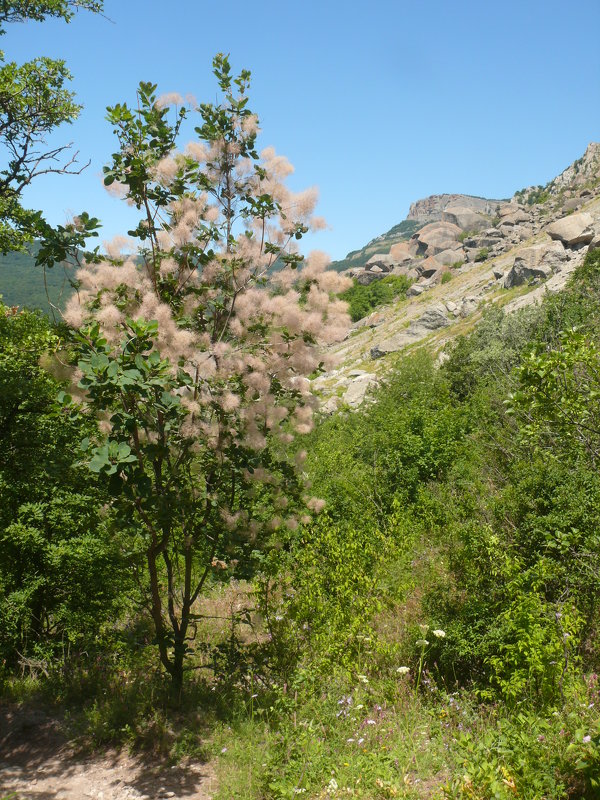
[408, 194, 505, 223]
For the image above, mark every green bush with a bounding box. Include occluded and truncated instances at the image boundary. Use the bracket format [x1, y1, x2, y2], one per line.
[339, 274, 411, 322]
[444, 698, 600, 799]
[0, 303, 130, 670]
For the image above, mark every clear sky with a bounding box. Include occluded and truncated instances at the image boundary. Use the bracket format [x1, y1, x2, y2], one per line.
[6, 0, 600, 260]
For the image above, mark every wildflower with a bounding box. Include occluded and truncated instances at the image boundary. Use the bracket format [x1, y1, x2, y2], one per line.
[583, 735, 592, 743]
[357, 674, 369, 684]
[419, 624, 429, 634]
[396, 666, 410, 675]
[366, 719, 376, 725]
[416, 639, 429, 647]
[432, 629, 446, 638]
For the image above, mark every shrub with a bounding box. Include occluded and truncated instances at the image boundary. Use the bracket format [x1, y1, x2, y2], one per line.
[339, 274, 412, 322]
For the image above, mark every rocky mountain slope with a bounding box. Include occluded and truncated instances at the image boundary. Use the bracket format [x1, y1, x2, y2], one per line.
[315, 142, 600, 410]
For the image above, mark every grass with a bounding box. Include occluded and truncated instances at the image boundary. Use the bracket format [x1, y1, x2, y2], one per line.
[204, 666, 600, 799]
[6, 627, 600, 799]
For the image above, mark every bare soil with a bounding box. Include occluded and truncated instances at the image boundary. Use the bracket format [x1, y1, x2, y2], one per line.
[0, 705, 216, 800]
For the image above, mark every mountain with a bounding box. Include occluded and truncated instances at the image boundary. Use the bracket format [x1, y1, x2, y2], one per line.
[0, 245, 76, 315]
[330, 194, 508, 274]
[330, 219, 425, 273]
[314, 143, 600, 410]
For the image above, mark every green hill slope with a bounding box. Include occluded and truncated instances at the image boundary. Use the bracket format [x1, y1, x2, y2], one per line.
[330, 219, 425, 272]
[0, 246, 75, 315]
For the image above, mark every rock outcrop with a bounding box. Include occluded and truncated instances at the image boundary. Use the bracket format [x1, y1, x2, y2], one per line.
[407, 194, 505, 223]
[316, 143, 600, 413]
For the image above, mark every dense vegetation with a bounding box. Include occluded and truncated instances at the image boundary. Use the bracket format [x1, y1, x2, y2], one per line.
[0, 245, 75, 314]
[2, 6, 600, 795]
[340, 274, 412, 322]
[3, 249, 600, 798]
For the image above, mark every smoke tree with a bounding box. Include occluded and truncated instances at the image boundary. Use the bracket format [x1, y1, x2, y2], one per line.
[63, 55, 350, 694]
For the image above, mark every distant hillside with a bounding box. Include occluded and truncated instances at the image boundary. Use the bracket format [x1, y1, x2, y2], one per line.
[0, 245, 75, 315]
[330, 219, 425, 272]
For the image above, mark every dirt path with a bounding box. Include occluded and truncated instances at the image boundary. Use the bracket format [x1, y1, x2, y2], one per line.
[0, 706, 217, 800]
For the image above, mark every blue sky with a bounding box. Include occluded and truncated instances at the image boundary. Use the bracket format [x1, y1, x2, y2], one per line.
[6, 0, 600, 260]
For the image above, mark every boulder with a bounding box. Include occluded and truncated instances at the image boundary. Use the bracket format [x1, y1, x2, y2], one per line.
[441, 206, 489, 232]
[417, 220, 463, 237]
[416, 255, 443, 278]
[483, 227, 504, 238]
[464, 247, 487, 262]
[370, 304, 450, 358]
[499, 209, 530, 226]
[320, 396, 340, 415]
[391, 265, 420, 280]
[356, 270, 385, 286]
[406, 283, 426, 297]
[417, 270, 442, 287]
[389, 242, 413, 262]
[562, 197, 582, 213]
[460, 297, 479, 317]
[545, 212, 595, 247]
[504, 241, 566, 288]
[342, 374, 377, 406]
[434, 248, 465, 266]
[464, 235, 504, 249]
[504, 263, 553, 289]
[498, 203, 519, 217]
[409, 222, 461, 256]
[588, 230, 600, 251]
[419, 231, 463, 256]
[366, 253, 395, 272]
[411, 304, 450, 332]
